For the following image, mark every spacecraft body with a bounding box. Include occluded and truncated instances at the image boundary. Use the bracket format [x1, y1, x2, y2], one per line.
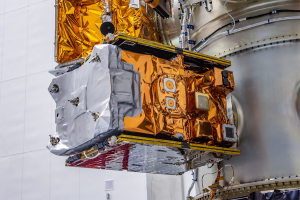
[48, 42, 237, 156]
[50, 0, 241, 175]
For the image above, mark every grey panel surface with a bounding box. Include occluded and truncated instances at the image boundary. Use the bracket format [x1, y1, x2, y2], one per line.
[222, 43, 300, 183]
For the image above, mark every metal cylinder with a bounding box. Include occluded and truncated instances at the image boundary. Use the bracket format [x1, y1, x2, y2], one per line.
[190, 0, 300, 184]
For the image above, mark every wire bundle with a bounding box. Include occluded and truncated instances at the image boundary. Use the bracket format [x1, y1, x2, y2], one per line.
[201, 164, 235, 200]
[193, 9, 300, 52]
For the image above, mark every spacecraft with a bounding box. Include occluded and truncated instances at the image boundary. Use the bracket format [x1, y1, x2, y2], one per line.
[49, 0, 240, 175]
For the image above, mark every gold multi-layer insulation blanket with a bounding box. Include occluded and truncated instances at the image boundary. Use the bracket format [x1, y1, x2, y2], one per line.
[122, 51, 235, 145]
[57, 0, 159, 63]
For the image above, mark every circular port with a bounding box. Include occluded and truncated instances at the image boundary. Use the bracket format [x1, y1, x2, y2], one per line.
[168, 99, 174, 107]
[166, 80, 174, 89]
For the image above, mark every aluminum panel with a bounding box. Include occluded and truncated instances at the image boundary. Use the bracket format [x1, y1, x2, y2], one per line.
[0, 154, 23, 200]
[0, 77, 26, 156]
[79, 168, 111, 200]
[0, 0, 4, 14]
[150, 175, 183, 200]
[24, 72, 53, 152]
[0, 14, 4, 81]
[223, 43, 300, 183]
[29, 0, 45, 5]
[2, 8, 28, 81]
[111, 171, 147, 200]
[27, 0, 54, 75]
[4, 0, 28, 13]
[50, 154, 80, 200]
[22, 150, 51, 200]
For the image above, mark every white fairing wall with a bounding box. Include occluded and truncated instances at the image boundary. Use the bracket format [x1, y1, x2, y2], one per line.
[0, 1, 179, 199]
[147, 174, 183, 200]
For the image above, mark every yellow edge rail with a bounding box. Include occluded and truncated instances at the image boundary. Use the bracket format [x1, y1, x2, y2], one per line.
[116, 34, 175, 51]
[183, 51, 231, 66]
[115, 34, 231, 66]
[77, 135, 241, 161]
[117, 135, 241, 155]
[115, 35, 174, 53]
[118, 135, 182, 145]
[118, 138, 182, 148]
[190, 143, 240, 153]
[191, 147, 241, 155]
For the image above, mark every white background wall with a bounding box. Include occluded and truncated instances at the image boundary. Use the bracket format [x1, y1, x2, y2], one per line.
[0, 1, 152, 199]
[147, 174, 183, 200]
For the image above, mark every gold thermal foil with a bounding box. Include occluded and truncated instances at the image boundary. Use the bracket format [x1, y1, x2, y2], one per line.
[57, 0, 159, 63]
[192, 120, 213, 141]
[214, 67, 235, 95]
[122, 51, 235, 145]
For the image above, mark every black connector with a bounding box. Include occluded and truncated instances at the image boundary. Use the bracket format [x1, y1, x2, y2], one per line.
[223, 77, 229, 86]
[222, 70, 228, 78]
[66, 154, 82, 164]
[94, 139, 110, 150]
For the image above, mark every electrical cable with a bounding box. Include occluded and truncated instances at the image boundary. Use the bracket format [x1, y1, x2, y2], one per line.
[194, 15, 300, 52]
[187, 6, 196, 50]
[209, 163, 221, 200]
[187, 168, 199, 200]
[194, 0, 234, 51]
[201, 164, 235, 200]
[224, 0, 235, 32]
[180, 3, 184, 13]
[192, 9, 300, 51]
[83, 150, 102, 159]
[179, 7, 188, 48]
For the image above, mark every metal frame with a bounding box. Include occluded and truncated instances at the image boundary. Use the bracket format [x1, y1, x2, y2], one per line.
[113, 33, 232, 66]
[89, 134, 241, 156]
[219, 34, 300, 59]
[194, 176, 300, 200]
